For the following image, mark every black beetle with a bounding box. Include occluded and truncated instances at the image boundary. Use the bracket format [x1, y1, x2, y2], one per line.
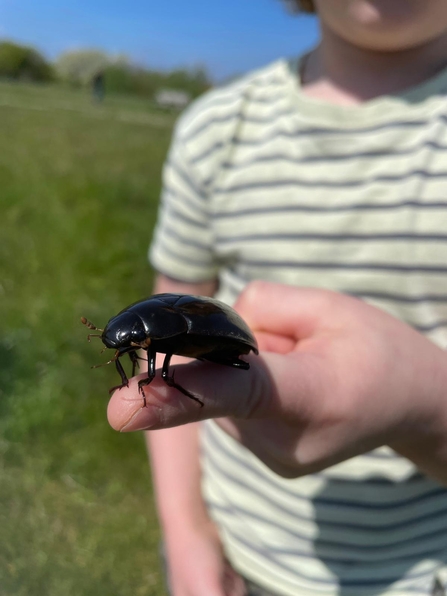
[81, 293, 258, 407]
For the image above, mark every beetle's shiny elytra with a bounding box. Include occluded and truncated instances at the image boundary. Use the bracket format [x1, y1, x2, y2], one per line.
[82, 293, 259, 407]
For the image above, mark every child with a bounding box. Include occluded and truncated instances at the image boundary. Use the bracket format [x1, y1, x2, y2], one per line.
[110, 1, 447, 594]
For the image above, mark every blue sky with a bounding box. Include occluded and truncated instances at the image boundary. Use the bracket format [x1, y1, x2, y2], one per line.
[1, 0, 319, 80]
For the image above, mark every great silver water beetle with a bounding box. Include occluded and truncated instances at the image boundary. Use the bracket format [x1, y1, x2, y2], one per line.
[81, 293, 259, 407]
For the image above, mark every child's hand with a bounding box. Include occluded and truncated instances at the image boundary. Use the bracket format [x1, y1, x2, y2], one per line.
[107, 281, 447, 482]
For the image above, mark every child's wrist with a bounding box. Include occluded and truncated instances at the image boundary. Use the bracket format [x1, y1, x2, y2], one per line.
[391, 347, 447, 481]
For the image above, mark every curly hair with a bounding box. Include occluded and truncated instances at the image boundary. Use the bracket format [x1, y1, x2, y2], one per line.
[282, 0, 315, 13]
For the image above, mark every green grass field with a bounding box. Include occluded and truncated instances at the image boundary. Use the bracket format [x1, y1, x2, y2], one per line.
[0, 82, 178, 595]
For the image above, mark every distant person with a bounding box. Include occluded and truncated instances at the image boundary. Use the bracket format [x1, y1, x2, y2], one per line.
[108, 1, 447, 595]
[91, 71, 104, 103]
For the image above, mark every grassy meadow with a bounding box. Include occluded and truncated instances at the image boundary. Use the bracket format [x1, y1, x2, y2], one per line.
[0, 82, 178, 595]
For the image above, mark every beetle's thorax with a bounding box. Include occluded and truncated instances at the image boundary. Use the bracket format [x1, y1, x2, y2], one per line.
[102, 311, 148, 349]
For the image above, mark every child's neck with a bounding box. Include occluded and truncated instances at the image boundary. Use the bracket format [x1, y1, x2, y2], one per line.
[301, 24, 447, 105]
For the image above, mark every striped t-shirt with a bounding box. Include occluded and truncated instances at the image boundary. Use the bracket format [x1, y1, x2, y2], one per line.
[149, 58, 447, 596]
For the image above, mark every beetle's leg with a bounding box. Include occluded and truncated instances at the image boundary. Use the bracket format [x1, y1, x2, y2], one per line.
[128, 351, 139, 377]
[108, 356, 129, 394]
[161, 353, 204, 408]
[116, 357, 128, 385]
[128, 351, 148, 377]
[136, 347, 156, 407]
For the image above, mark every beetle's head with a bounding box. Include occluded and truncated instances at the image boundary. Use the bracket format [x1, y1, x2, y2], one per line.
[102, 312, 149, 352]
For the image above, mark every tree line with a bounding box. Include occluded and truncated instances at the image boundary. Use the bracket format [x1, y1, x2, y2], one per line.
[0, 41, 211, 99]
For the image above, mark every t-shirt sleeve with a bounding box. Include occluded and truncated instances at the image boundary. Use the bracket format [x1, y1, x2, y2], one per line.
[149, 122, 218, 283]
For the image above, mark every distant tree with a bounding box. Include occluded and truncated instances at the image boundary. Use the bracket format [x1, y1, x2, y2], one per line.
[0, 41, 53, 81]
[103, 63, 210, 100]
[130, 67, 163, 98]
[103, 64, 135, 95]
[165, 66, 211, 97]
[53, 47, 212, 100]
[55, 49, 111, 87]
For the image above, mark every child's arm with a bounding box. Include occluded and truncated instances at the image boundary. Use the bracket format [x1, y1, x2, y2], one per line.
[146, 274, 246, 596]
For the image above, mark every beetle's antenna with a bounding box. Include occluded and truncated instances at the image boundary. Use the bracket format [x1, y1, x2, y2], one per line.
[81, 317, 104, 332]
[81, 317, 104, 341]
